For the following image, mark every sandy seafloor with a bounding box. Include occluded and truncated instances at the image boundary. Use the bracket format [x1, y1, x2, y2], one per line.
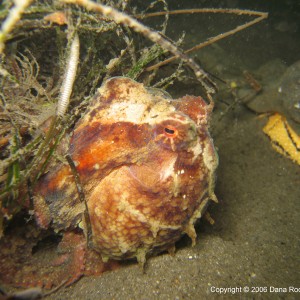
[41, 0, 299, 299]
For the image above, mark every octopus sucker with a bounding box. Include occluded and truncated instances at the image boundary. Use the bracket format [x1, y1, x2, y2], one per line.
[32, 76, 218, 265]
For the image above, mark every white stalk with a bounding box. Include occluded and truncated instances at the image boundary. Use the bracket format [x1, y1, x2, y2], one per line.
[0, 0, 33, 54]
[57, 33, 80, 117]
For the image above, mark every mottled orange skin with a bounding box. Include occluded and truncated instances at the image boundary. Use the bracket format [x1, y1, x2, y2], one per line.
[34, 77, 218, 263]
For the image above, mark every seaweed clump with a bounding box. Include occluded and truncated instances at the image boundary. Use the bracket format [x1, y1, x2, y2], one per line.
[0, 0, 174, 236]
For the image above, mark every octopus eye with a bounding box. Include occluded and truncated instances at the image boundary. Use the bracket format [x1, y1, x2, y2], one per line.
[164, 125, 178, 138]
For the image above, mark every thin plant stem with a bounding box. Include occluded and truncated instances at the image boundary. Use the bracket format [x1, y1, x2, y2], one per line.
[0, 0, 33, 54]
[61, 0, 217, 97]
[140, 9, 268, 72]
[135, 8, 268, 18]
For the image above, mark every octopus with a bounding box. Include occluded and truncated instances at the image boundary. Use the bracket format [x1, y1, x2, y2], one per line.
[0, 77, 218, 288]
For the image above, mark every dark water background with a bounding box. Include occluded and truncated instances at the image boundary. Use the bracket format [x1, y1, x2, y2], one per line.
[165, 0, 300, 67]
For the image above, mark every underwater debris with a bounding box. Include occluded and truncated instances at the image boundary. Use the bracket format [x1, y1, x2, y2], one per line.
[43, 11, 68, 26]
[0, 287, 42, 300]
[263, 113, 300, 165]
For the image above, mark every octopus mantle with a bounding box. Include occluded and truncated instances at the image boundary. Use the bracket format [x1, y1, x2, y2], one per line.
[34, 77, 218, 263]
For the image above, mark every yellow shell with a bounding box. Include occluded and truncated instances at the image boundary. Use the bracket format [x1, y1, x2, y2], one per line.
[263, 113, 300, 165]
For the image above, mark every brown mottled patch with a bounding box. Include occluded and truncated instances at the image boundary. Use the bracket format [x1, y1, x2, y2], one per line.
[176, 95, 208, 124]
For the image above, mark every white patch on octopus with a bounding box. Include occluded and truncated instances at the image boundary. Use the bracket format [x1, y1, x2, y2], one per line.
[107, 102, 147, 122]
[203, 142, 217, 172]
[160, 155, 177, 182]
[190, 137, 202, 161]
